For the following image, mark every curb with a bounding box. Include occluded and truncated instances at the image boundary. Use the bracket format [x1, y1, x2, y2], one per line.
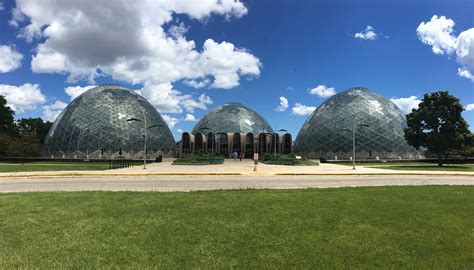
[275, 173, 474, 176]
[0, 172, 244, 179]
[1, 172, 474, 179]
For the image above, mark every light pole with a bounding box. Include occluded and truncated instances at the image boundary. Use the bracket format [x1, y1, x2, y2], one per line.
[127, 110, 162, 169]
[340, 120, 369, 170]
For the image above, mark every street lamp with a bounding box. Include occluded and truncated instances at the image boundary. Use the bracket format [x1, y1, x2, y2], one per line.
[340, 120, 369, 170]
[127, 110, 163, 169]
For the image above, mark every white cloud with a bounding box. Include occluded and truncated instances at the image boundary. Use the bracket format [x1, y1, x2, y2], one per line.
[162, 114, 181, 128]
[12, 0, 259, 89]
[275, 96, 288, 112]
[137, 82, 213, 113]
[184, 113, 196, 121]
[417, 15, 474, 82]
[184, 79, 210, 89]
[465, 104, 474, 111]
[0, 45, 23, 73]
[390, 96, 421, 113]
[458, 68, 474, 81]
[291, 103, 316, 116]
[417, 15, 457, 55]
[177, 128, 184, 133]
[354, 26, 378, 40]
[64, 85, 96, 100]
[0, 83, 46, 112]
[309, 85, 336, 98]
[0, 1, 4, 11]
[42, 100, 67, 121]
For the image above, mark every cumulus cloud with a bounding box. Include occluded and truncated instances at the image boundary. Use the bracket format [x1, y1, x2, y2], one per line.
[390, 96, 422, 113]
[0, 45, 23, 73]
[354, 26, 378, 40]
[12, 0, 260, 88]
[184, 113, 196, 121]
[177, 128, 184, 134]
[309, 85, 336, 98]
[137, 82, 213, 113]
[458, 68, 474, 81]
[465, 104, 474, 111]
[417, 15, 457, 55]
[65, 85, 96, 100]
[275, 96, 288, 112]
[417, 15, 474, 82]
[291, 103, 316, 116]
[162, 114, 181, 128]
[42, 100, 67, 122]
[0, 83, 46, 112]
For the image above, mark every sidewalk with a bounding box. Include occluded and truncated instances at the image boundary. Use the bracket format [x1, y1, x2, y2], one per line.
[1, 159, 473, 179]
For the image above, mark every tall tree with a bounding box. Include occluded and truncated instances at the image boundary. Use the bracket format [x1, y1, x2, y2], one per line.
[17, 118, 53, 145]
[0, 95, 17, 136]
[404, 91, 470, 166]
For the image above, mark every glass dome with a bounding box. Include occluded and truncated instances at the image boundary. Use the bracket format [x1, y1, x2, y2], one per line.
[43, 84, 175, 158]
[293, 87, 419, 159]
[192, 102, 273, 134]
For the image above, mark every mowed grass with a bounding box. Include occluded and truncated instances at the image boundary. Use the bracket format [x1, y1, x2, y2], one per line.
[0, 162, 113, 172]
[339, 161, 474, 172]
[1, 187, 473, 268]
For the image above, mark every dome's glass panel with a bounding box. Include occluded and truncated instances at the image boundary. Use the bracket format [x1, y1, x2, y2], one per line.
[43, 84, 175, 158]
[192, 102, 273, 134]
[293, 87, 419, 159]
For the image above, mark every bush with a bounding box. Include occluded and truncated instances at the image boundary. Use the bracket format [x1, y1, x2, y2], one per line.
[173, 153, 225, 165]
[261, 153, 315, 166]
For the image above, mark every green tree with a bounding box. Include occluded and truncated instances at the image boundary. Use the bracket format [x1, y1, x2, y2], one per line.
[16, 118, 52, 145]
[404, 91, 470, 166]
[0, 95, 17, 136]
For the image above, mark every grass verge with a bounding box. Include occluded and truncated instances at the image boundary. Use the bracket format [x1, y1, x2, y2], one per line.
[338, 162, 474, 171]
[0, 161, 114, 172]
[1, 186, 473, 268]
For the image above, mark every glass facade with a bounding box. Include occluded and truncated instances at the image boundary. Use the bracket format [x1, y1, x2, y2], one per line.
[43, 84, 175, 158]
[294, 87, 419, 159]
[192, 102, 273, 134]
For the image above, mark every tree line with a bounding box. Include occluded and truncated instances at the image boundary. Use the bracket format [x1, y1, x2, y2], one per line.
[0, 95, 52, 157]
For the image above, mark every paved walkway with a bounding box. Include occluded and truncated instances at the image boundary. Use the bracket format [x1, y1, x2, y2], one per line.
[1, 175, 473, 192]
[1, 159, 473, 179]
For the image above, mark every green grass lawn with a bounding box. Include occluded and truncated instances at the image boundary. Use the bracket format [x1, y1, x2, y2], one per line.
[339, 161, 474, 172]
[0, 161, 113, 172]
[1, 187, 473, 268]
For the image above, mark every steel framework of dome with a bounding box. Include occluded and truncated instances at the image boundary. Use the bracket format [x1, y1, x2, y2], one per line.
[293, 87, 419, 159]
[192, 102, 273, 135]
[43, 84, 175, 159]
[180, 102, 291, 158]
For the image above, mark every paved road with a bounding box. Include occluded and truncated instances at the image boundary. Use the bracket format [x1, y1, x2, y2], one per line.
[1, 175, 473, 192]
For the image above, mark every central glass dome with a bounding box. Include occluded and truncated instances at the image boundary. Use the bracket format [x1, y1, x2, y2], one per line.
[192, 102, 273, 134]
[43, 84, 175, 158]
[293, 87, 419, 159]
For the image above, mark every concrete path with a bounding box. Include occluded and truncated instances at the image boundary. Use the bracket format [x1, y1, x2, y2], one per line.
[1, 175, 473, 193]
[1, 159, 473, 179]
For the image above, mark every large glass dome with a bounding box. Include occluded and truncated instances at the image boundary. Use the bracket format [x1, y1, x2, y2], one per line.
[43, 84, 175, 158]
[293, 87, 419, 159]
[192, 102, 273, 134]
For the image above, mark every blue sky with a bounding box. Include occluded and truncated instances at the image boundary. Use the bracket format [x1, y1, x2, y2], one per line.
[0, 0, 473, 139]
